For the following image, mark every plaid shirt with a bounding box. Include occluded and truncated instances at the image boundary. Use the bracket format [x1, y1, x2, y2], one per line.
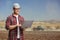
[5, 14, 24, 40]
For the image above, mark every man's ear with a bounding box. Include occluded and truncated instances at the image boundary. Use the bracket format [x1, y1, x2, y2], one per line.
[13, 7, 15, 10]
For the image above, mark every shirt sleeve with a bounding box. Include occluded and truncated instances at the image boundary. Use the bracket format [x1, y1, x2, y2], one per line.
[20, 17, 24, 31]
[21, 17, 24, 25]
[5, 17, 11, 30]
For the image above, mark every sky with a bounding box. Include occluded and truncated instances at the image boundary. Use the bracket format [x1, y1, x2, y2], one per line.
[0, 0, 60, 21]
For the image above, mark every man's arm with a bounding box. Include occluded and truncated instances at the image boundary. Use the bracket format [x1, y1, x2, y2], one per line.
[5, 17, 17, 30]
[8, 25, 17, 30]
[20, 16, 24, 31]
[9, 24, 22, 30]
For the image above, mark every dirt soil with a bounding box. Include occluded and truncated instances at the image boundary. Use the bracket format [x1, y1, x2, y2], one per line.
[0, 31, 60, 40]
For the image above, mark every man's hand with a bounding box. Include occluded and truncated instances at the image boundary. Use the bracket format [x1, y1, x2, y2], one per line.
[16, 24, 22, 27]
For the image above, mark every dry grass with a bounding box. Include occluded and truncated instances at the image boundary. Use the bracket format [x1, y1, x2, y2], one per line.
[0, 21, 60, 40]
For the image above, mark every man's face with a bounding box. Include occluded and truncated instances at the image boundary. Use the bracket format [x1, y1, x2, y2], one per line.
[13, 8, 20, 15]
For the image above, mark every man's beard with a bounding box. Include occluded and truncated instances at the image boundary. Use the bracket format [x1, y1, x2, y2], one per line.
[14, 12, 19, 15]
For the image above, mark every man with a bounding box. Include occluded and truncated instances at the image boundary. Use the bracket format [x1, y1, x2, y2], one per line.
[5, 3, 24, 40]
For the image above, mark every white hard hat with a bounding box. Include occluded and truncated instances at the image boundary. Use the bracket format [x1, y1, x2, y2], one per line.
[13, 3, 20, 8]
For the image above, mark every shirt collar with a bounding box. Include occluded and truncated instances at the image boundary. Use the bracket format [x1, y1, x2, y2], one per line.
[12, 13, 20, 18]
